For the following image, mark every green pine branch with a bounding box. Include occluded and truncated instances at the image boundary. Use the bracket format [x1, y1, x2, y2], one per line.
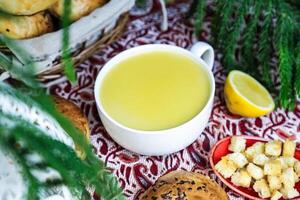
[62, 0, 76, 83]
[0, 0, 122, 198]
[222, 1, 246, 71]
[136, 0, 147, 8]
[194, 0, 205, 37]
[257, 0, 273, 87]
[296, 43, 300, 96]
[0, 82, 125, 200]
[0, 37, 40, 88]
[241, 0, 262, 77]
[274, 0, 296, 109]
[0, 136, 40, 200]
[212, 0, 235, 50]
[192, 0, 300, 109]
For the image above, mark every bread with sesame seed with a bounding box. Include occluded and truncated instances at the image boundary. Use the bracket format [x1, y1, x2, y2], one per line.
[139, 170, 228, 200]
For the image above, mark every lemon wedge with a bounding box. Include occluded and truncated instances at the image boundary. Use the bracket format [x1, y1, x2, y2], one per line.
[224, 70, 275, 117]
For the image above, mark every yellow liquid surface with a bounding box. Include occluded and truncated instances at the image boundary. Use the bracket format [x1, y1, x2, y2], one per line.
[100, 51, 210, 131]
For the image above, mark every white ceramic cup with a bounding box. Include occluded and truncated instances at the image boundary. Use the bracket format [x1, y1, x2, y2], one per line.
[94, 42, 215, 155]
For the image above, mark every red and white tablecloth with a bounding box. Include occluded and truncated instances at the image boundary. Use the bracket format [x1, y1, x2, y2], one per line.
[47, 2, 300, 199]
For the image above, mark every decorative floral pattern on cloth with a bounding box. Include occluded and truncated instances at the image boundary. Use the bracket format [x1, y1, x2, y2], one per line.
[47, 1, 300, 199]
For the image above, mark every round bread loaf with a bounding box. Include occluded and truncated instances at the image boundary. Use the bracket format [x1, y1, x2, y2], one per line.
[0, 12, 53, 39]
[140, 170, 228, 200]
[50, 0, 107, 22]
[54, 96, 90, 158]
[0, 0, 57, 15]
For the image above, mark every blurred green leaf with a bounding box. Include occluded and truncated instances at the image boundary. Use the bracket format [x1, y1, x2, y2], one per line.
[0, 36, 40, 88]
[62, 0, 76, 83]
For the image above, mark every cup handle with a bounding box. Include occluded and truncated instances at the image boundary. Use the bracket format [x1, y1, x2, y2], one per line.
[190, 42, 214, 71]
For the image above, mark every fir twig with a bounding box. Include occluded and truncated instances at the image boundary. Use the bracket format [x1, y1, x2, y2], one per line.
[222, 1, 246, 71]
[241, 0, 262, 76]
[192, 0, 300, 109]
[186, 0, 199, 19]
[0, 135, 40, 200]
[212, 1, 234, 49]
[295, 42, 300, 97]
[0, 82, 124, 199]
[62, 0, 76, 82]
[257, 0, 273, 87]
[194, 0, 206, 37]
[274, 0, 294, 109]
[135, 0, 147, 8]
[0, 37, 40, 88]
[0, 114, 124, 200]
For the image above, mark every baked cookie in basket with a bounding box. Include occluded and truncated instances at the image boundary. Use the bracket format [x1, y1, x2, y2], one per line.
[50, 0, 107, 21]
[0, 12, 53, 39]
[0, 0, 57, 15]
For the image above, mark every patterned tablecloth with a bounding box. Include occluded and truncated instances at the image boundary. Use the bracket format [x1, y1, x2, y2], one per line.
[47, 1, 300, 199]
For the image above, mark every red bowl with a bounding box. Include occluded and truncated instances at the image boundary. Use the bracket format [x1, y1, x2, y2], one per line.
[210, 136, 300, 200]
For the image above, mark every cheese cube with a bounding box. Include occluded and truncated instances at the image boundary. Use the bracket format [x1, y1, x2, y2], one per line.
[231, 169, 252, 187]
[280, 168, 297, 189]
[294, 160, 300, 176]
[267, 176, 281, 191]
[245, 142, 264, 161]
[276, 156, 295, 170]
[280, 187, 300, 199]
[247, 163, 264, 180]
[271, 191, 282, 200]
[282, 139, 296, 157]
[215, 157, 237, 178]
[265, 140, 282, 157]
[253, 154, 269, 166]
[227, 152, 248, 168]
[229, 136, 246, 153]
[264, 160, 282, 176]
[253, 179, 271, 198]
[285, 157, 296, 167]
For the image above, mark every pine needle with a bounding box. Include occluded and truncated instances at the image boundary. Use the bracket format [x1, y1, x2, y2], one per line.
[277, 42, 293, 109]
[257, 1, 273, 87]
[295, 42, 300, 97]
[0, 112, 124, 200]
[135, 0, 147, 8]
[0, 134, 40, 200]
[62, 0, 76, 83]
[0, 82, 124, 199]
[274, 0, 294, 109]
[192, 0, 300, 109]
[0, 37, 40, 88]
[194, 0, 205, 37]
[213, 1, 235, 49]
[241, 0, 262, 76]
[222, 1, 246, 71]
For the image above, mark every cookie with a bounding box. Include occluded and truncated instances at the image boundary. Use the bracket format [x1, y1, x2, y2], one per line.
[0, 12, 53, 39]
[0, 0, 57, 15]
[50, 0, 107, 22]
